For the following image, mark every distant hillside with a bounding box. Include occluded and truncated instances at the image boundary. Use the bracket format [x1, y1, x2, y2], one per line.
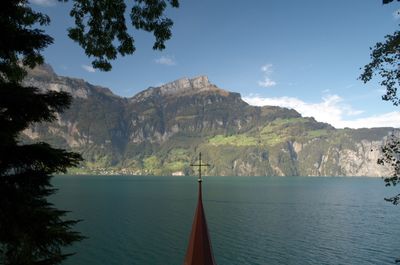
[21, 64, 394, 176]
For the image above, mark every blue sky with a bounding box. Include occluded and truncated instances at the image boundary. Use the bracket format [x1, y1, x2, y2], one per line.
[31, 0, 400, 128]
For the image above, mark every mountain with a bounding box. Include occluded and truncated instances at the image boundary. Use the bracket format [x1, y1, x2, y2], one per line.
[21, 64, 394, 176]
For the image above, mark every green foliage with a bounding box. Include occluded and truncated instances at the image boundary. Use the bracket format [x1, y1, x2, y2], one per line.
[0, 1, 182, 261]
[260, 124, 286, 145]
[199, 145, 244, 175]
[360, 0, 400, 207]
[20, 61, 394, 178]
[307, 129, 329, 138]
[163, 148, 190, 173]
[167, 148, 190, 161]
[383, 0, 400, 4]
[68, 0, 179, 71]
[86, 154, 112, 168]
[270, 117, 307, 125]
[0, 1, 52, 82]
[143, 155, 162, 175]
[360, 30, 400, 105]
[165, 161, 186, 172]
[258, 118, 331, 145]
[0, 1, 84, 264]
[208, 134, 258, 146]
[378, 134, 400, 204]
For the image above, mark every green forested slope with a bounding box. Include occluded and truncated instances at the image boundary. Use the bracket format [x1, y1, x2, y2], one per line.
[22, 65, 394, 176]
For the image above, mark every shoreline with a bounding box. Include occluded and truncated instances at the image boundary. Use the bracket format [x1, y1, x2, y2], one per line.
[56, 174, 384, 178]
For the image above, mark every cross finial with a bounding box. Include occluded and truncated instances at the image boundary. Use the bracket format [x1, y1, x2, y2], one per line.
[190, 152, 210, 182]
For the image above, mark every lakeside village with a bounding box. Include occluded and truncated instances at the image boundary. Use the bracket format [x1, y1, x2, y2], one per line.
[69, 166, 186, 176]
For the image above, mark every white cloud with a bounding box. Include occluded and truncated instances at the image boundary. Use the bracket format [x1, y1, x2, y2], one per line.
[258, 78, 276, 88]
[30, 0, 56, 6]
[243, 94, 400, 129]
[155, 56, 176, 66]
[81, 64, 96, 73]
[322, 89, 331, 93]
[258, 64, 276, 88]
[261, 64, 273, 74]
[342, 112, 400, 128]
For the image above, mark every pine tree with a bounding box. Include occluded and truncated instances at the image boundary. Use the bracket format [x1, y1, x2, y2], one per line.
[0, 1, 83, 264]
[0, 0, 179, 263]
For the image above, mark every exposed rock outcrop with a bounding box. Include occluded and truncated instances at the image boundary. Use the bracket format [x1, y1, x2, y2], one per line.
[21, 64, 395, 176]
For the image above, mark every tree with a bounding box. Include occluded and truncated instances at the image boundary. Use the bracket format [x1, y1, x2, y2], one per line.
[360, 0, 400, 205]
[0, 2, 84, 264]
[68, 0, 179, 71]
[0, 0, 178, 264]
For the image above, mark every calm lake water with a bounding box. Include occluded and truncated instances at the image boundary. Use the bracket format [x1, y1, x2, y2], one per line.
[52, 176, 400, 265]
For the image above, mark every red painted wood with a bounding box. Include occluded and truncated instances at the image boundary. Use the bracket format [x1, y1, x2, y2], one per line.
[183, 182, 216, 265]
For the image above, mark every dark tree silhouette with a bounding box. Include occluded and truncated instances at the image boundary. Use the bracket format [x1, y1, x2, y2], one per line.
[383, 0, 400, 4]
[0, 0, 178, 264]
[0, 2, 84, 264]
[68, 0, 179, 71]
[377, 134, 400, 204]
[360, 0, 400, 205]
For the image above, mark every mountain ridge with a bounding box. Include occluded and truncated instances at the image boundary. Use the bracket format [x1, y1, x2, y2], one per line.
[21, 64, 394, 176]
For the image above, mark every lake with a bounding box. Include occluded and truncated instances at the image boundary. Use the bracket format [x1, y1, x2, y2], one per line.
[52, 176, 400, 265]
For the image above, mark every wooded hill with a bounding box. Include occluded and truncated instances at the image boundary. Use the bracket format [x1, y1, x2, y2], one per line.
[22, 64, 394, 176]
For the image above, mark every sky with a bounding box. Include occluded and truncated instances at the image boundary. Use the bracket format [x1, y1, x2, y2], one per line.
[30, 0, 400, 129]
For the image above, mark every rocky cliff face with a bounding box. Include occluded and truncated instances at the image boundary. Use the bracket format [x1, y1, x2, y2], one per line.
[21, 64, 394, 176]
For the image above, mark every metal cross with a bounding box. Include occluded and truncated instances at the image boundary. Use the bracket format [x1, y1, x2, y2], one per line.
[190, 152, 210, 182]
